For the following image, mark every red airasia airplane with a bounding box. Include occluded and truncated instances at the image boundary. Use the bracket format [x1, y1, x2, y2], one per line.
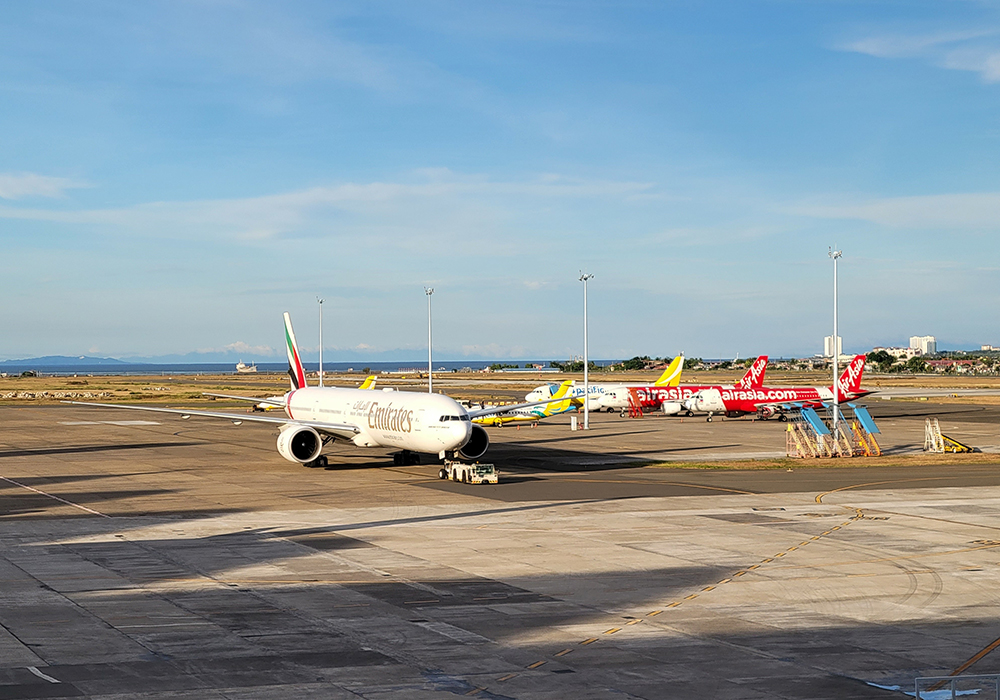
[622, 355, 769, 416]
[682, 354, 871, 422]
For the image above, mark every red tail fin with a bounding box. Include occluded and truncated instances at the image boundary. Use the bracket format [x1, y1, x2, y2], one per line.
[836, 355, 866, 397]
[735, 355, 768, 389]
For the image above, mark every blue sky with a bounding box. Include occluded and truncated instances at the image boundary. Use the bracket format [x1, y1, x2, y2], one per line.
[2, 0, 999, 361]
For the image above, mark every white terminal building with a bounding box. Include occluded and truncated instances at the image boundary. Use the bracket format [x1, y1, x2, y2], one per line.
[909, 335, 937, 356]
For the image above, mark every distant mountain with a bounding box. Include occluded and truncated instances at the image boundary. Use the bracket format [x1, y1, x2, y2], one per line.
[0, 355, 130, 366]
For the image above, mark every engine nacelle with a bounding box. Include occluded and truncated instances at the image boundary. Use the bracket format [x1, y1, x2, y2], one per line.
[276, 425, 323, 464]
[685, 388, 725, 413]
[758, 405, 777, 419]
[661, 401, 683, 415]
[458, 424, 490, 460]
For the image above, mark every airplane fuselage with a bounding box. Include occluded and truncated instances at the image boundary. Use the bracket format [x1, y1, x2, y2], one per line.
[285, 387, 473, 453]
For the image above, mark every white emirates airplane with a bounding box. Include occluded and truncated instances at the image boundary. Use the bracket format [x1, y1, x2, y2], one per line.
[68, 313, 555, 468]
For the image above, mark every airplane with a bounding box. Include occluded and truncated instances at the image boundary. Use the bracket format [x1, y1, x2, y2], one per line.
[611, 355, 769, 416]
[682, 354, 872, 422]
[474, 380, 582, 426]
[524, 355, 685, 411]
[67, 313, 565, 468]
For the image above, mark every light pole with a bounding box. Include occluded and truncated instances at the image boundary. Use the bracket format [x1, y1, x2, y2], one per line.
[579, 272, 594, 429]
[829, 248, 842, 442]
[317, 296, 324, 388]
[424, 287, 434, 393]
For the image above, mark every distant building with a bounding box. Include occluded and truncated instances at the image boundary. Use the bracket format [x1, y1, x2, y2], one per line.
[871, 346, 919, 360]
[909, 335, 937, 356]
[823, 335, 842, 358]
[982, 344, 1000, 352]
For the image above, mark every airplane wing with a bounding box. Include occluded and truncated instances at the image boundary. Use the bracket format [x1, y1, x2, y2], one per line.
[202, 392, 286, 406]
[63, 401, 359, 440]
[466, 396, 584, 419]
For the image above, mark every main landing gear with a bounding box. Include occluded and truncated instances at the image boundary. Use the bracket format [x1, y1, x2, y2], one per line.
[393, 450, 421, 466]
[305, 455, 329, 468]
[706, 412, 714, 422]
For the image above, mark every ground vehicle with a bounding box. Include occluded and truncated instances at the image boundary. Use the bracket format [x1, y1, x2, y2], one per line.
[438, 461, 499, 484]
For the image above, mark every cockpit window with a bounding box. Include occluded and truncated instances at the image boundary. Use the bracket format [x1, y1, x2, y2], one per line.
[440, 415, 469, 422]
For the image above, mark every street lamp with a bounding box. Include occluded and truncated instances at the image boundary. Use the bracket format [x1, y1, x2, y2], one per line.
[317, 296, 324, 388]
[579, 272, 594, 429]
[424, 287, 434, 393]
[828, 248, 842, 442]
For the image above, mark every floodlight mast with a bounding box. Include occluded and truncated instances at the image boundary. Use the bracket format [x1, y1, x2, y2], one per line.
[425, 287, 434, 394]
[829, 248, 842, 442]
[317, 296, 324, 388]
[579, 272, 594, 429]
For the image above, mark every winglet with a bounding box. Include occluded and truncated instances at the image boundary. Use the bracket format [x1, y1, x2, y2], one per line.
[359, 375, 378, 390]
[735, 355, 768, 389]
[653, 355, 684, 387]
[283, 312, 308, 390]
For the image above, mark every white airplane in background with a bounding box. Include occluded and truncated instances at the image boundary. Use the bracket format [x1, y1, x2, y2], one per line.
[525, 354, 684, 412]
[69, 313, 562, 468]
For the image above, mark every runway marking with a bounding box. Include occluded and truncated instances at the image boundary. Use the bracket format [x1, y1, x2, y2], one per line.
[0, 476, 111, 518]
[932, 636, 1000, 689]
[27, 667, 60, 684]
[496, 673, 517, 681]
[551, 478, 755, 495]
[536, 501, 879, 674]
[464, 687, 485, 696]
[59, 420, 161, 426]
[815, 476, 957, 503]
[526, 660, 546, 669]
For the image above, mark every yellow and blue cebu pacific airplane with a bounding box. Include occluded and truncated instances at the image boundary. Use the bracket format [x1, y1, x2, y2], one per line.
[525, 354, 684, 412]
[69, 313, 562, 468]
[473, 380, 582, 427]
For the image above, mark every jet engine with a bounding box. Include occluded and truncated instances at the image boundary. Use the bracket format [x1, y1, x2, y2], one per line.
[684, 389, 725, 414]
[661, 401, 683, 416]
[758, 405, 777, 419]
[276, 424, 323, 464]
[458, 424, 490, 460]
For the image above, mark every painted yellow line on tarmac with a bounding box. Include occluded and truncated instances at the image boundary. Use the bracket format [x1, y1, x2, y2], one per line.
[626, 619, 643, 626]
[497, 673, 517, 682]
[527, 660, 547, 669]
[604, 627, 622, 634]
[554, 649, 573, 657]
[932, 636, 1000, 690]
[648, 609, 663, 615]
[815, 476, 954, 503]
[581, 637, 599, 645]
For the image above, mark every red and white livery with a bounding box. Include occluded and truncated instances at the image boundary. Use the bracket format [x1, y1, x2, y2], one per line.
[683, 354, 871, 421]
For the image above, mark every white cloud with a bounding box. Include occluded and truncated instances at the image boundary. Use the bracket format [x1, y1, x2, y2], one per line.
[194, 341, 277, 356]
[0, 171, 655, 243]
[0, 172, 87, 200]
[837, 28, 1000, 82]
[788, 191, 1000, 229]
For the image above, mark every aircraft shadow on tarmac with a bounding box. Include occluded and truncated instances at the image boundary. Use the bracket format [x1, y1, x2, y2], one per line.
[0, 521, 989, 698]
[0, 441, 203, 459]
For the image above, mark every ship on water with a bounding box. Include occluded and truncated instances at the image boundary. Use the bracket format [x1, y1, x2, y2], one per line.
[235, 360, 257, 374]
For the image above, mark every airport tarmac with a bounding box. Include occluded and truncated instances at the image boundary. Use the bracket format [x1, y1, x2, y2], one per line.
[2, 403, 1000, 698]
